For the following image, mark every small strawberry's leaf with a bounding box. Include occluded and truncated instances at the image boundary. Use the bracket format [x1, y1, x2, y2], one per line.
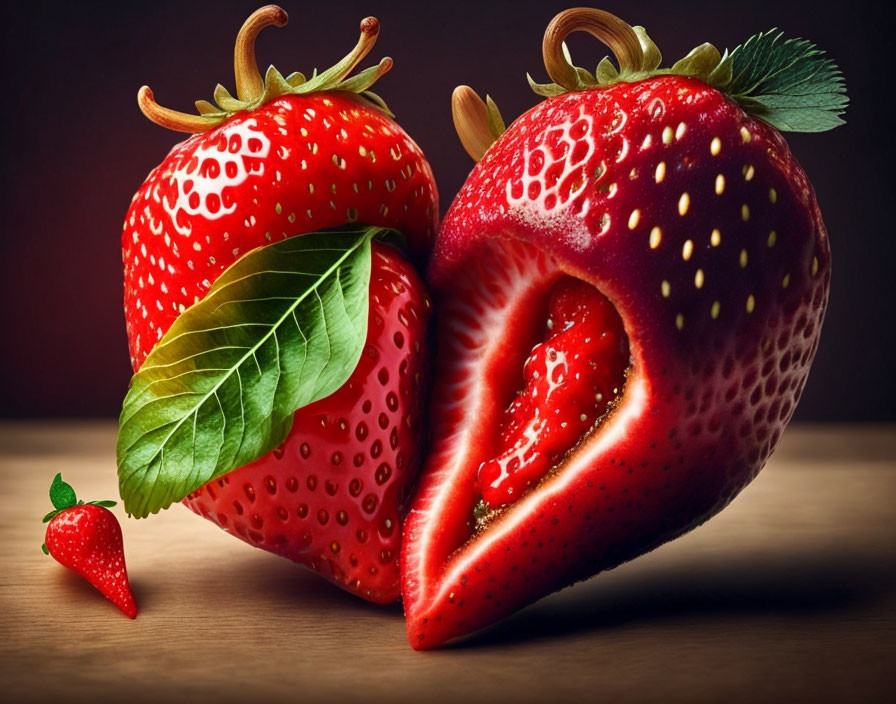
[117, 227, 381, 518]
[49, 473, 77, 510]
[41, 543, 49, 555]
[723, 30, 848, 132]
[42, 509, 61, 523]
[89, 500, 118, 508]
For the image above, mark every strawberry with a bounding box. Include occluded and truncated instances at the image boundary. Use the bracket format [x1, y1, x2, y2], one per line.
[43, 474, 137, 619]
[402, 8, 846, 646]
[119, 7, 436, 602]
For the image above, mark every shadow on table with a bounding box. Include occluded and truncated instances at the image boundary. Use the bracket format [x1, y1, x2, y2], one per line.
[451, 550, 896, 649]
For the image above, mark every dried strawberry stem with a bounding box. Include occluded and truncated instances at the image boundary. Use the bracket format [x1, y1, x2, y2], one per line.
[337, 17, 382, 81]
[542, 8, 645, 91]
[137, 87, 219, 134]
[234, 5, 289, 102]
[451, 86, 506, 162]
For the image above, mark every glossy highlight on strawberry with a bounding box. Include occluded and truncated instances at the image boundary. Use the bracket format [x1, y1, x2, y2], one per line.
[402, 8, 843, 647]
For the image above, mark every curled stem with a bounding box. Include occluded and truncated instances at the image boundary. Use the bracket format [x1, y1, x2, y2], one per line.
[234, 5, 289, 102]
[542, 8, 644, 91]
[137, 86, 219, 133]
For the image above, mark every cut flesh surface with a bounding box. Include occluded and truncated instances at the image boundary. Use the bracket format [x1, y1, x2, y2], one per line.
[402, 238, 636, 618]
[477, 276, 629, 509]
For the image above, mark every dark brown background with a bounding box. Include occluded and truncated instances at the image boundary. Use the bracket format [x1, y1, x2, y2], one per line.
[1, 0, 892, 420]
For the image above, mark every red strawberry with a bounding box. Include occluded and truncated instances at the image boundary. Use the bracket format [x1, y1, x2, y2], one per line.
[121, 7, 436, 601]
[402, 9, 845, 646]
[43, 474, 137, 619]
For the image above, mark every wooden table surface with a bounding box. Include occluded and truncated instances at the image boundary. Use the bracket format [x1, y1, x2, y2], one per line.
[1, 422, 894, 703]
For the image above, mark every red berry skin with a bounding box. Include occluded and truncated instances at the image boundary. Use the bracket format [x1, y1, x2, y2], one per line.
[183, 243, 430, 602]
[45, 504, 137, 619]
[123, 92, 438, 370]
[403, 76, 830, 647]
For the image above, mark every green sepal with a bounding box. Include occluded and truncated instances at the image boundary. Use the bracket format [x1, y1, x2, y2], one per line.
[42, 543, 49, 555]
[42, 509, 62, 523]
[49, 473, 77, 510]
[89, 500, 117, 509]
[632, 26, 662, 71]
[669, 43, 722, 79]
[485, 95, 506, 138]
[194, 100, 220, 116]
[595, 56, 619, 84]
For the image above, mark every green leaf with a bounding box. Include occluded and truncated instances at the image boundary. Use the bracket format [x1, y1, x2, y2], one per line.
[723, 29, 848, 132]
[117, 227, 380, 518]
[49, 473, 77, 510]
[42, 543, 49, 555]
[89, 500, 117, 508]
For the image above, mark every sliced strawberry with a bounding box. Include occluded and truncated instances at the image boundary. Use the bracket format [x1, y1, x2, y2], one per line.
[403, 9, 842, 647]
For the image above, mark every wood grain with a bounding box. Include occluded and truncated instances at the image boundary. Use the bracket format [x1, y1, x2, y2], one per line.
[2, 422, 894, 703]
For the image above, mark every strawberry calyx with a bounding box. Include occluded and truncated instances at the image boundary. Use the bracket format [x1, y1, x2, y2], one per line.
[454, 7, 847, 160]
[41, 473, 116, 553]
[528, 8, 847, 132]
[138, 5, 394, 134]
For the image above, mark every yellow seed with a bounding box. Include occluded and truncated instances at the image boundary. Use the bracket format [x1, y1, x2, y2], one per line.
[739, 249, 748, 268]
[662, 126, 674, 144]
[811, 256, 819, 276]
[676, 122, 687, 140]
[678, 192, 690, 216]
[359, 145, 367, 157]
[655, 161, 666, 183]
[649, 226, 662, 249]
[308, 183, 315, 194]
[715, 174, 725, 195]
[782, 273, 791, 288]
[675, 313, 684, 330]
[710, 228, 721, 246]
[628, 209, 641, 230]
[695, 269, 705, 289]
[711, 300, 721, 319]
[740, 126, 751, 143]
[769, 188, 777, 204]
[744, 164, 755, 181]
[682, 239, 694, 261]
[741, 204, 750, 222]
[767, 230, 777, 247]
[710, 137, 722, 156]
[661, 280, 671, 298]
[746, 294, 756, 313]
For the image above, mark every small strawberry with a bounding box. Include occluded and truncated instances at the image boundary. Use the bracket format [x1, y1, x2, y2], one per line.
[117, 7, 436, 602]
[43, 474, 137, 619]
[403, 8, 846, 647]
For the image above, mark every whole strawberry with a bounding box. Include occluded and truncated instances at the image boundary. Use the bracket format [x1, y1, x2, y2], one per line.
[402, 8, 846, 647]
[43, 474, 137, 619]
[117, 7, 436, 602]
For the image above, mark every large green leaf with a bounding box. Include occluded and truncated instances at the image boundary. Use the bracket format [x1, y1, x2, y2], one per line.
[117, 227, 382, 518]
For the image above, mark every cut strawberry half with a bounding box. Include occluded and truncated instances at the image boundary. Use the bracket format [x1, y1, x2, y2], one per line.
[402, 8, 843, 647]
